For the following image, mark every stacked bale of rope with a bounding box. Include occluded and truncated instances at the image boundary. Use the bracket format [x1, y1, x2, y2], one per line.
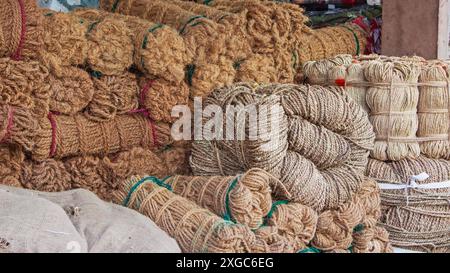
[264, 201, 318, 251]
[162, 169, 273, 229]
[0, 103, 40, 154]
[366, 156, 450, 253]
[32, 113, 171, 161]
[0, 0, 44, 61]
[73, 8, 191, 84]
[165, 0, 252, 63]
[365, 59, 421, 161]
[115, 175, 293, 253]
[49, 67, 95, 116]
[191, 83, 375, 212]
[303, 54, 370, 112]
[186, 0, 307, 83]
[417, 60, 450, 159]
[0, 144, 24, 188]
[0, 58, 50, 120]
[100, 0, 236, 98]
[18, 146, 190, 202]
[296, 23, 367, 66]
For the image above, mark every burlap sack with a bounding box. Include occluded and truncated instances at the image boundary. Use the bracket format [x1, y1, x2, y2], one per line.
[0, 185, 180, 253]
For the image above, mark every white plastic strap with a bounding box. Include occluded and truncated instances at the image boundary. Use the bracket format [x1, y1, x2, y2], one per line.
[378, 173, 450, 190]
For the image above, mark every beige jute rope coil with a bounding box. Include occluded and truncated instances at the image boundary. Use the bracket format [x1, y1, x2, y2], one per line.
[366, 156, 450, 253]
[191, 83, 375, 212]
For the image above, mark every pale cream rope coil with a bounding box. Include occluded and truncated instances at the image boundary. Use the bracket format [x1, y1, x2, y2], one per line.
[116, 175, 293, 253]
[366, 157, 450, 253]
[164, 168, 273, 229]
[191, 83, 375, 212]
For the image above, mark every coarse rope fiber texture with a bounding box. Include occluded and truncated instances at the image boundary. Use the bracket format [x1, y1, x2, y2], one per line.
[33, 113, 171, 161]
[0, 144, 24, 188]
[418, 60, 450, 159]
[0, 105, 38, 152]
[0, 0, 44, 61]
[303, 54, 369, 112]
[311, 177, 392, 253]
[100, 0, 237, 98]
[166, 0, 252, 63]
[304, 55, 450, 161]
[0, 58, 50, 120]
[49, 66, 95, 115]
[73, 8, 191, 83]
[296, 23, 367, 67]
[366, 156, 450, 253]
[116, 175, 294, 253]
[191, 83, 375, 212]
[161, 169, 274, 229]
[101, 0, 226, 64]
[18, 146, 191, 202]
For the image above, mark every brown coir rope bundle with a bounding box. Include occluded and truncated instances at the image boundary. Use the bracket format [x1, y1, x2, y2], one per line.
[0, 105, 38, 152]
[116, 175, 283, 253]
[0, 144, 24, 188]
[166, 0, 252, 63]
[138, 77, 190, 123]
[366, 156, 450, 253]
[84, 72, 139, 122]
[0, 58, 50, 119]
[32, 113, 171, 161]
[73, 9, 191, 84]
[101, 0, 226, 64]
[49, 67, 95, 116]
[162, 169, 273, 229]
[17, 147, 190, 202]
[195, 0, 306, 83]
[191, 83, 375, 212]
[201, 0, 306, 55]
[100, 0, 235, 98]
[40, 11, 89, 73]
[296, 23, 367, 66]
[0, 0, 43, 61]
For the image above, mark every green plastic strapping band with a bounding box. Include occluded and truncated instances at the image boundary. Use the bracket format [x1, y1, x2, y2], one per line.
[44, 12, 54, 17]
[298, 246, 322, 253]
[348, 245, 354, 253]
[90, 70, 103, 79]
[142, 24, 164, 50]
[122, 176, 173, 207]
[353, 224, 364, 233]
[185, 64, 196, 87]
[342, 26, 360, 55]
[222, 177, 240, 222]
[111, 0, 120, 12]
[203, 0, 214, 5]
[291, 51, 298, 69]
[264, 200, 289, 226]
[179, 15, 205, 35]
[87, 21, 100, 34]
[233, 59, 244, 70]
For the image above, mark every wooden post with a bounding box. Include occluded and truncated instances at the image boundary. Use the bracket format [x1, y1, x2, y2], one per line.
[382, 0, 449, 59]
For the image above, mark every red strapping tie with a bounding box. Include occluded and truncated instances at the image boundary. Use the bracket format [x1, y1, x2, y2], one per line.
[48, 112, 58, 157]
[139, 80, 155, 106]
[335, 79, 346, 87]
[11, 0, 26, 61]
[0, 107, 15, 143]
[128, 109, 159, 146]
